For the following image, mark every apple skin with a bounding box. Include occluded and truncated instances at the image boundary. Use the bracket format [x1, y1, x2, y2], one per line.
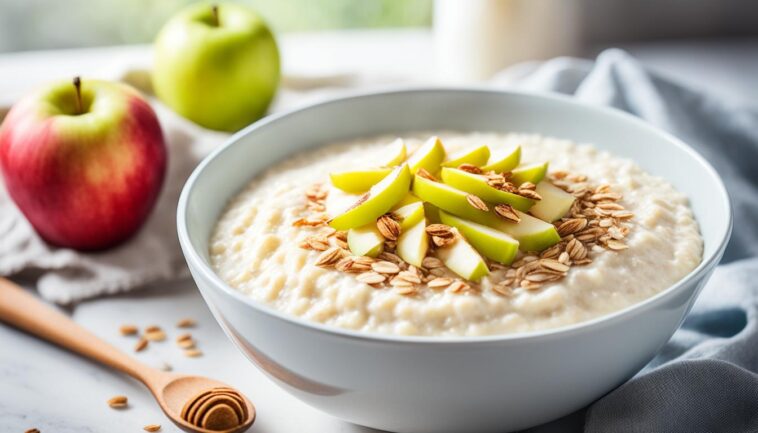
[153, 2, 280, 132]
[329, 165, 411, 230]
[511, 162, 548, 185]
[481, 145, 521, 173]
[330, 168, 391, 193]
[440, 167, 535, 211]
[439, 211, 519, 265]
[0, 79, 166, 250]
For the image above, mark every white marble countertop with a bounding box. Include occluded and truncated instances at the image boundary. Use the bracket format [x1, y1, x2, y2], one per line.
[1, 30, 757, 433]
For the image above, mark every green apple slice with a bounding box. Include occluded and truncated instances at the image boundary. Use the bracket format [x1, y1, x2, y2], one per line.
[481, 145, 521, 173]
[396, 218, 429, 267]
[439, 211, 519, 265]
[439, 168, 535, 211]
[499, 210, 561, 252]
[529, 182, 576, 222]
[436, 229, 489, 282]
[407, 136, 446, 174]
[381, 138, 407, 167]
[511, 162, 548, 185]
[413, 175, 559, 251]
[330, 168, 392, 194]
[392, 202, 425, 230]
[441, 145, 490, 168]
[412, 175, 502, 226]
[347, 224, 385, 257]
[329, 165, 411, 230]
[393, 193, 421, 208]
[424, 202, 441, 224]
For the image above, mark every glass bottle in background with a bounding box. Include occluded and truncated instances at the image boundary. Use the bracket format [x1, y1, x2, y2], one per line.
[434, 0, 580, 83]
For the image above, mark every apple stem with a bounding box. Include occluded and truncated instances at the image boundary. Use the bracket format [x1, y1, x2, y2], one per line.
[73, 76, 83, 115]
[211, 4, 220, 27]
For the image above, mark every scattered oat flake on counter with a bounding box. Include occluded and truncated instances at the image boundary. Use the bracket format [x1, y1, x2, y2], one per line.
[177, 318, 196, 328]
[119, 324, 138, 336]
[134, 338, 148, 352]
[107, 395, 128, 409]
[144, 329, 166, 342]
[184, 348, 203, 358]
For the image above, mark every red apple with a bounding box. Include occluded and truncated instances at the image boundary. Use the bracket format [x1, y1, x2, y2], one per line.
[0, 77, 166, 250]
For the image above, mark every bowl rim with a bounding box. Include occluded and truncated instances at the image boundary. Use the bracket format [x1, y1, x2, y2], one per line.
[177, 86, 733, 346]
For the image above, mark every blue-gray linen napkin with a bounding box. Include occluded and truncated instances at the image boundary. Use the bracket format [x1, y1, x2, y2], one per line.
[495, 49, 758, 433]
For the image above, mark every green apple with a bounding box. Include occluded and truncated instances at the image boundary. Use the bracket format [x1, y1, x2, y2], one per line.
[481, 145, 521, 173]
[439, 167, 535, 211]
[413, 176, 559, 251]
[529, 181, 576, 222]
[153, 3, 280, 132]
[329, 165, 411, 230]
[511, 162, 548, 185]
[330, 168, 391, 194]
[396, 218, 429, 267]
[499, 210, 561, 252]
[439, 211, 519, 265]
[382, 138, 407, 167]
[441, 145, 490, 168]
[347, 224, 384, 257]
[392, 201, 425, 230]
[436, 229, 489, 282]
[407, 136, 446, 174]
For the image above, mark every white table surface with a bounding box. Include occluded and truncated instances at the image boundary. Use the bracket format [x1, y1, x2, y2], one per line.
[1, 30, 757, 433]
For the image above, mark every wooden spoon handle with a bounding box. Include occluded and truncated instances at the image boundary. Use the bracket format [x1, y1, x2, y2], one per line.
[0, 277, 158, 384]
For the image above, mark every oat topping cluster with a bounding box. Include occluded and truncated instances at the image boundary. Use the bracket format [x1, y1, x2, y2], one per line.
[295, 165, 634, 297]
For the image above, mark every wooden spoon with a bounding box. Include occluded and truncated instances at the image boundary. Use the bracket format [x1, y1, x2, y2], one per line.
[0, 278, 255, 433]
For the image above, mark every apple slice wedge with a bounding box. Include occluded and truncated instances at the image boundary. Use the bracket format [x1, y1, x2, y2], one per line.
[330, 168, 392, 194]
[481, 145, 521, 173]
[529, 181, 576, 222]
[498, 210, 561, 252]
[396, 218, 429, 267]
[392, 201, 425, 230]
[511, 162, 548, 185]
[423, 202, 441, 224]
[439, 167, 535, 211]
[439, 211, 519, 265]
[412, 175, 502, 226]
[436, 229, 489, 282]
[329, 164, 411, 230]
[393, 193, 421, 208]
[413, 175, 559, 251]
[441, 145, 490, 168]
[381, 138, 407, 167]
[407, 136, 446, 174]
[347, 224, 385, 257]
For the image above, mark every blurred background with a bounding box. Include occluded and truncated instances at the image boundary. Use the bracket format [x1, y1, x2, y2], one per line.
[3, 0, 757, 51]
[1, 0, 757, 102]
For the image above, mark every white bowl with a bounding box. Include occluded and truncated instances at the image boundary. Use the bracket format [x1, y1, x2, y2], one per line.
[177, 88, 732, 433]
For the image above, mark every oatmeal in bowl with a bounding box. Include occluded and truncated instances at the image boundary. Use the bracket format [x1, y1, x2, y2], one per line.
[209, 132, 703, 337]
[179, 88, 730, 433]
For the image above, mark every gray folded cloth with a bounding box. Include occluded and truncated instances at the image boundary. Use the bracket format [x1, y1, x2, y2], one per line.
[493, 50, 758, 432]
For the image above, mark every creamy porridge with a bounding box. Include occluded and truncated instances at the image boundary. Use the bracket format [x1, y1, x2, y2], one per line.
[210, 132, 703, 337]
